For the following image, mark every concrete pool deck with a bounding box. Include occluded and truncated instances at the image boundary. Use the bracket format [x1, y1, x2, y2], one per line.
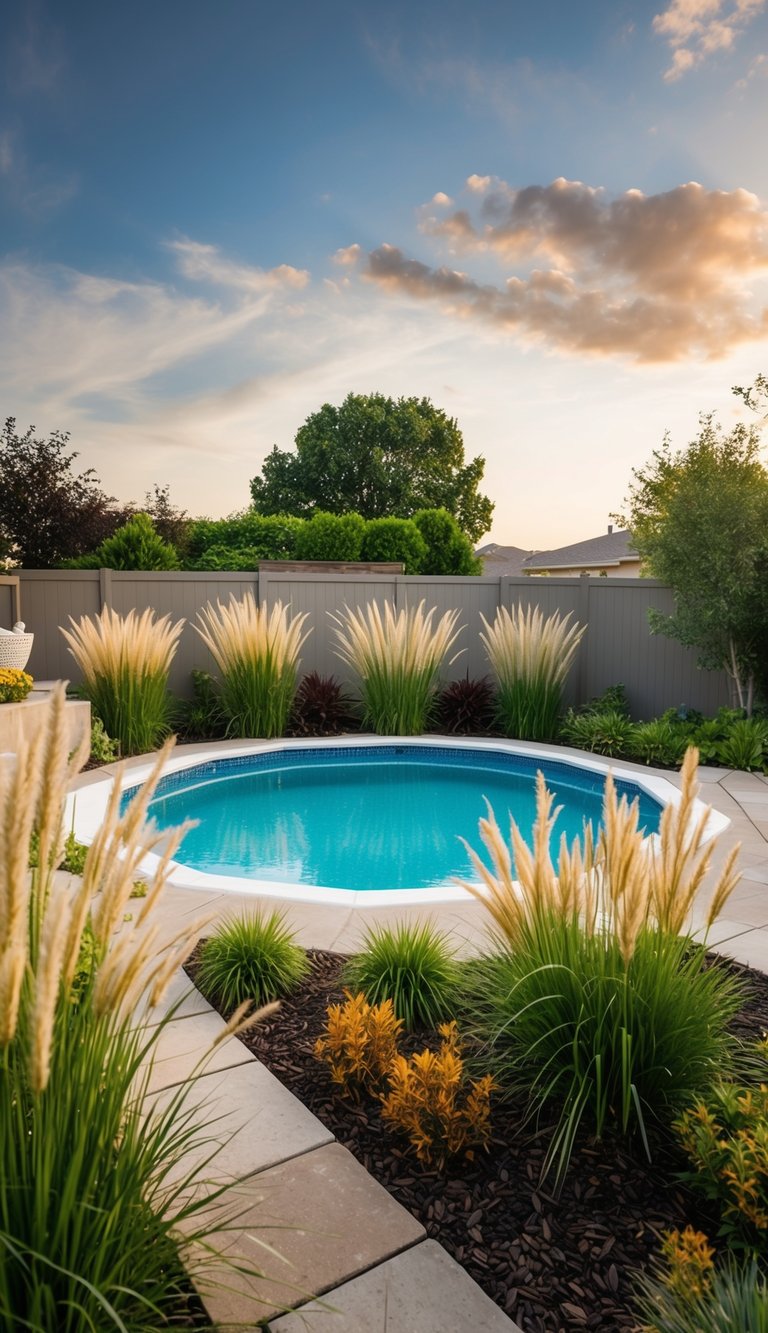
[71, 741, 768, 1330]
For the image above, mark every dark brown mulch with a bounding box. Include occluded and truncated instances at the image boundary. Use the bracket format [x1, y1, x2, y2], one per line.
[184, 950, 768, 1333]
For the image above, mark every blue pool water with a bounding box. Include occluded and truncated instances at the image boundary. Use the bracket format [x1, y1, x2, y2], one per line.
[123, 745, 663, 893]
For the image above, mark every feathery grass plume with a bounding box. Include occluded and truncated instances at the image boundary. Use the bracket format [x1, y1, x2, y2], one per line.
[195, 593, 310, 737]
[0, 686, 274, 1328]
[480, 603, 585, 739]
[332, 599, 463, 734]
[61, 605, 183, 755]
[458, 747, 745, 1186]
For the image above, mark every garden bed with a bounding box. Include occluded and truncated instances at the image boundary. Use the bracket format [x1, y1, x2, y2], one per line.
[185, 949, 768, 1333]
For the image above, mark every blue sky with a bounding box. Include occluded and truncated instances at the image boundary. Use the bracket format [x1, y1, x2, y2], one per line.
[1, 0, 767, 546]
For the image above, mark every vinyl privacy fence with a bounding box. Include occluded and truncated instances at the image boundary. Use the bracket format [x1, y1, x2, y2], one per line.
[16, 568, 731, 720]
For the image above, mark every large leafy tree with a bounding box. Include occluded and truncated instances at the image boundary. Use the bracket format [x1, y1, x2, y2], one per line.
[250, 393, 494, 542]
[0, 419, 126, 567]
[620, 403, 768, 713]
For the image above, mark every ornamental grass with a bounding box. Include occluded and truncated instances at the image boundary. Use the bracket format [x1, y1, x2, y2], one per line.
[332, 599, 463, 735]
[459, 747, 745, 1188]
[61, 605, 183, 755]
[195, 594, 310, 738]
[0, 686, 273, 1330]
[480, 603, 585, 740]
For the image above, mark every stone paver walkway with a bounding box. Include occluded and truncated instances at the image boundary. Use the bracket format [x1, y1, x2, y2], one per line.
[74, 743, 768, 1331]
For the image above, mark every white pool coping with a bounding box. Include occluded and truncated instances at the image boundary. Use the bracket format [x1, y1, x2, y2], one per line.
[66, 734, 730, 908]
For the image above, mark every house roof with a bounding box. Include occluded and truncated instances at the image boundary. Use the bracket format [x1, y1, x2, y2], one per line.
[521, 528, 637, 572]
[475, 543, 534, 577]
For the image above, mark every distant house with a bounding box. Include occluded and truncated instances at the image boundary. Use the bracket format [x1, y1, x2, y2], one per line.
[521, 526, 640, 578]
[475, 543, 535, 577]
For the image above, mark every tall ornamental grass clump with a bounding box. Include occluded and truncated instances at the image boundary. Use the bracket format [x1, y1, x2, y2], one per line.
[61, 605, 183, 755]
[332, 599, 462, 734]
[459, 748, 745, 1188]
[0, 686, 272, 1330]
[195, 594, 310, 737]
[480, 603, 585, 740]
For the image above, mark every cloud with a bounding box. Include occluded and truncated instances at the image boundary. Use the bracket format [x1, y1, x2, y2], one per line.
[357, 176, 768, 362]
[0, 126, 77, 217]
[333, 243, 362, 266]
[652, 0, 766, 79]
[431, 191, 453, 206]
[168, 238, 309, 292]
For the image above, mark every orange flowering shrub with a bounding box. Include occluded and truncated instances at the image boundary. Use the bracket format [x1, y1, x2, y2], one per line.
[674, 1038, 768, 1255]
[659, 1226, 716, 1302]
[379, 1021, 496, 1167]
[314, 991, 402, 1098]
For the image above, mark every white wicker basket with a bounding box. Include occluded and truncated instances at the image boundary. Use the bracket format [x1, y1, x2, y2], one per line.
[0, 633, 34, 672]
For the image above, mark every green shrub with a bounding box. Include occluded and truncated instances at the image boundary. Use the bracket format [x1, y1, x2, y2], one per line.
[185, 512, 302, 563]
[481, 604, 585, 741]
[342, 921, 458, 1029]
[716, 718, 768, 771]
[89, 716, 119, 764]
[360, 517, 427, 573]
[459, 751, 745, 1186]
[197, 911, 310, 1011]
[413, 508, 481, 575]
[189, 543, 262, 571]
[294, 511, 366, 561]
[635, 1238, 768, 1333]
[68, 512, 180, 570]
[560, 707, 636, 756]
[584, 682, 630, 715]
[195, 595, 309, 738]
[674, 1040, 768, 1257]
[176, 669, 227, 740]
[61, 607, 183, 755]
[630, 718, 688, 767]
[332, 599, 462, 735]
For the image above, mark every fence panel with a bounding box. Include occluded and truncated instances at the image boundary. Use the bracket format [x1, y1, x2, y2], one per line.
[18, 571, 101, 684]
[259, 572, 399, 681]
[584, 579, 731, 717]
[397, 576, 502, 682]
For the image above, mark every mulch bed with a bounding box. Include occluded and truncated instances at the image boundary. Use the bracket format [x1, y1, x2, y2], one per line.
[184, 950, 768, 1333]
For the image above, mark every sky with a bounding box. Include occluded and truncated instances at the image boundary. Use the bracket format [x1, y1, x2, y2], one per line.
[1, 0, 767, 549]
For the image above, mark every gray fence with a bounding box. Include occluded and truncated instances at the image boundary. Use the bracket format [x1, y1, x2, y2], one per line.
[16, 568, 731, 719]
[0, 576, 20, 632]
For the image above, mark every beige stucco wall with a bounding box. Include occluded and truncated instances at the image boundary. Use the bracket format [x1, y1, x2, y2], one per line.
[526, 560, 642, 578]
[0, 694, 90, 755]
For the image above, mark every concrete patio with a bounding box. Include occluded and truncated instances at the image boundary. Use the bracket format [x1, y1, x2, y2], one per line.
[73, 743, 768, 1331]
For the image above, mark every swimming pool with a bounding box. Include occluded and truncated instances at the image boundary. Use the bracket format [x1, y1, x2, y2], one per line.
[71, 736, 727, 905]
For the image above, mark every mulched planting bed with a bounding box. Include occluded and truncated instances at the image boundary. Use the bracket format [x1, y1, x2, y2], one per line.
[185, 949, 768, 1333]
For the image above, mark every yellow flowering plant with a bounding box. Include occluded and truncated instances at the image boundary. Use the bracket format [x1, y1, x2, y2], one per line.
[0, 667, 33, 704]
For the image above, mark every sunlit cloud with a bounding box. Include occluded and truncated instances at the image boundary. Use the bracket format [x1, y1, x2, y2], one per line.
[353, 176, 768, 362]
[653, 0, 766, 80]
[168, 238, 309, 292]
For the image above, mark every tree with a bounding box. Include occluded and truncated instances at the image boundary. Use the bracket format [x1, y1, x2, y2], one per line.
[250, 393, 494, 542]
[413, 508, 481, 575]
[619, 410, 768, 714]
[141, 484, 190, 554]
[0, 419, 125, 567]
[68, 512, 180, 570]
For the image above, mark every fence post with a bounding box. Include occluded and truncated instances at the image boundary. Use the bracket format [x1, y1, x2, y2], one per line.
[98, 568, 113, 612]
[575, 574, 591, 706]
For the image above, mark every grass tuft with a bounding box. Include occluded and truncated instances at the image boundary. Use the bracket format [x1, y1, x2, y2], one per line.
[197, 910, 310, 1011]
[342, 920, 458, 1030]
